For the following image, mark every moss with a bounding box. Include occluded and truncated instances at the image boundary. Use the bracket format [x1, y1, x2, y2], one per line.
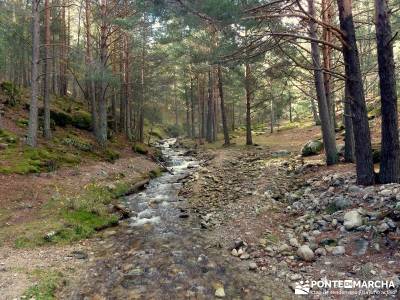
[71, 111, 92, 130]
[16, 118, 29, 128]
[102, 148, 120, 163]
[132, 143, 149, 155]
[149, 168, 163, 178]
[23, 269, 63, 300]
[49, 110, 73, 127]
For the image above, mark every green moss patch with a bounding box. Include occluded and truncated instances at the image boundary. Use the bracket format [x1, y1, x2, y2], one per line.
[24, 269, 63, 300]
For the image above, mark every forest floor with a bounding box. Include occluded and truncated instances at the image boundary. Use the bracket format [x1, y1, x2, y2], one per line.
[1, 101, 399, 299]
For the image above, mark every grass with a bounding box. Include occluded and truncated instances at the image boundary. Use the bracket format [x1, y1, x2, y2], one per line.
[23, 269, 63, 300]
[3, 175, 157, 249]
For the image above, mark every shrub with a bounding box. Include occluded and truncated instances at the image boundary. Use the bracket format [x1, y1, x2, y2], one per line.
[50, 110, 73, 127]
[165, 124, 182, 137]
[71, 111, 92, 130]
[0, 81, 20, 106]
[132, 143, 149, 155]
[103, 148, 120, 163]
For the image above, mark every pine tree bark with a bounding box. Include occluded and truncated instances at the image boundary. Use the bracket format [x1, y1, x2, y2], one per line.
[245, 63, 253, 145]
[344, 80, 355, 162]
[27, 0, 40, 147]
[217, 64, 230, 146]
[337, 0, 375, 185]
[190, 76, 195, 138]
[43, 0, 52, 139]
[206, 67, 214, 143]
[308, 0, 337, 165]
[85, 0, 98, 136]
[375, 0, 400, 183]
[97, 0, 108, 146]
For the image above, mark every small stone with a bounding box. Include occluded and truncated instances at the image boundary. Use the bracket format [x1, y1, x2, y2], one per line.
[379, 189, 392, 197]
[297, 245, 314, 261]
[240, 253, 250, 260]
[334, 196, 350, 210]
[344, 210, 363, 230]
[249, 262, 257, 270]
[289, 238, 300, 248]
[331, 246, 346, 256]
[215, 287, 225, 298]
[315, 248, 327, 256]
[377, 222, 390, 233]
[231, 249, 239, 257]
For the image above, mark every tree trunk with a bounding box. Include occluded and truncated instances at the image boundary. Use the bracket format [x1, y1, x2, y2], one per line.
[59, 0, 67, 96]
[217, 64, 230, 146]
[344, 80, 355, 162]
[206, 67, 214, 143]
[375, 0, 400, 183]
[43, 0, 52, 139]
[190, 76, 195, 138]
[322, 0, 335, 127]
[27, 0, 40, 147]
[85, 0, 98, 136]
[245, 63, 252, 145]
[97, 0, 108, 146]
[270, 98, 274, 133]
[308, 0, 337, 165]
[337, 0, 375, 185]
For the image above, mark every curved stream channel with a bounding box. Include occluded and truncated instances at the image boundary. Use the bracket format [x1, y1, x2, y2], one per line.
[70, 139, 292, 299]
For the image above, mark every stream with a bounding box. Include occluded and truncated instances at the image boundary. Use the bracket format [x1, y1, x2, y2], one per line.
[68, 138, 293, 299]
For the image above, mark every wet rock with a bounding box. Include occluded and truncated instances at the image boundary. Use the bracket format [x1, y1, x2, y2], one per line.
[297, 245, 314, 261]
[331, 246, 346, 256]
[344, 210, 363, 230]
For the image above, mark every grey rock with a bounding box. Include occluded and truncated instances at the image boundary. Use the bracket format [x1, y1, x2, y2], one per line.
[344, 210, 363, 230]
[331, 246, 346, 256]
[334, 196, 351, 210]
[249, 262, 257, 270]
[377, 222, 390, 233]
[297, 245, 314, 261]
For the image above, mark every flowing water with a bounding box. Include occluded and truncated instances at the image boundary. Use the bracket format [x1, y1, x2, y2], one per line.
[69, 139, 293, 299]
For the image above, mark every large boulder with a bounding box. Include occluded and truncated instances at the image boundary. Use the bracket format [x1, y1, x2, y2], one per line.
[301, 140, 323, 156]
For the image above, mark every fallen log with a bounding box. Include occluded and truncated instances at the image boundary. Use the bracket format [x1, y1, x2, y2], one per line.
[121, 178, 150, 196]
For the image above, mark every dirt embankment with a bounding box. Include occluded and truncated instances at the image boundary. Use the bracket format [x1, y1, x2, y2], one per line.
[0, 151, 160, 299]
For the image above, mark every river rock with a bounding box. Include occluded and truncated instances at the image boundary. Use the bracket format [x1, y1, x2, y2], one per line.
[344, 210, 363, 230]
[297, 245, 314, 261]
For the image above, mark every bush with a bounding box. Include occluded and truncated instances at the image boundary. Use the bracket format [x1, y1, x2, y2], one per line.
[165, 124, 182, 138]
[62, 137, 93, 152]
[0, 81, 20, 106]
[50, 110, 73, 127]
[132, 143, 149, 155]
[103, 148, 120, 163]
[71, 111, 92, 130]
